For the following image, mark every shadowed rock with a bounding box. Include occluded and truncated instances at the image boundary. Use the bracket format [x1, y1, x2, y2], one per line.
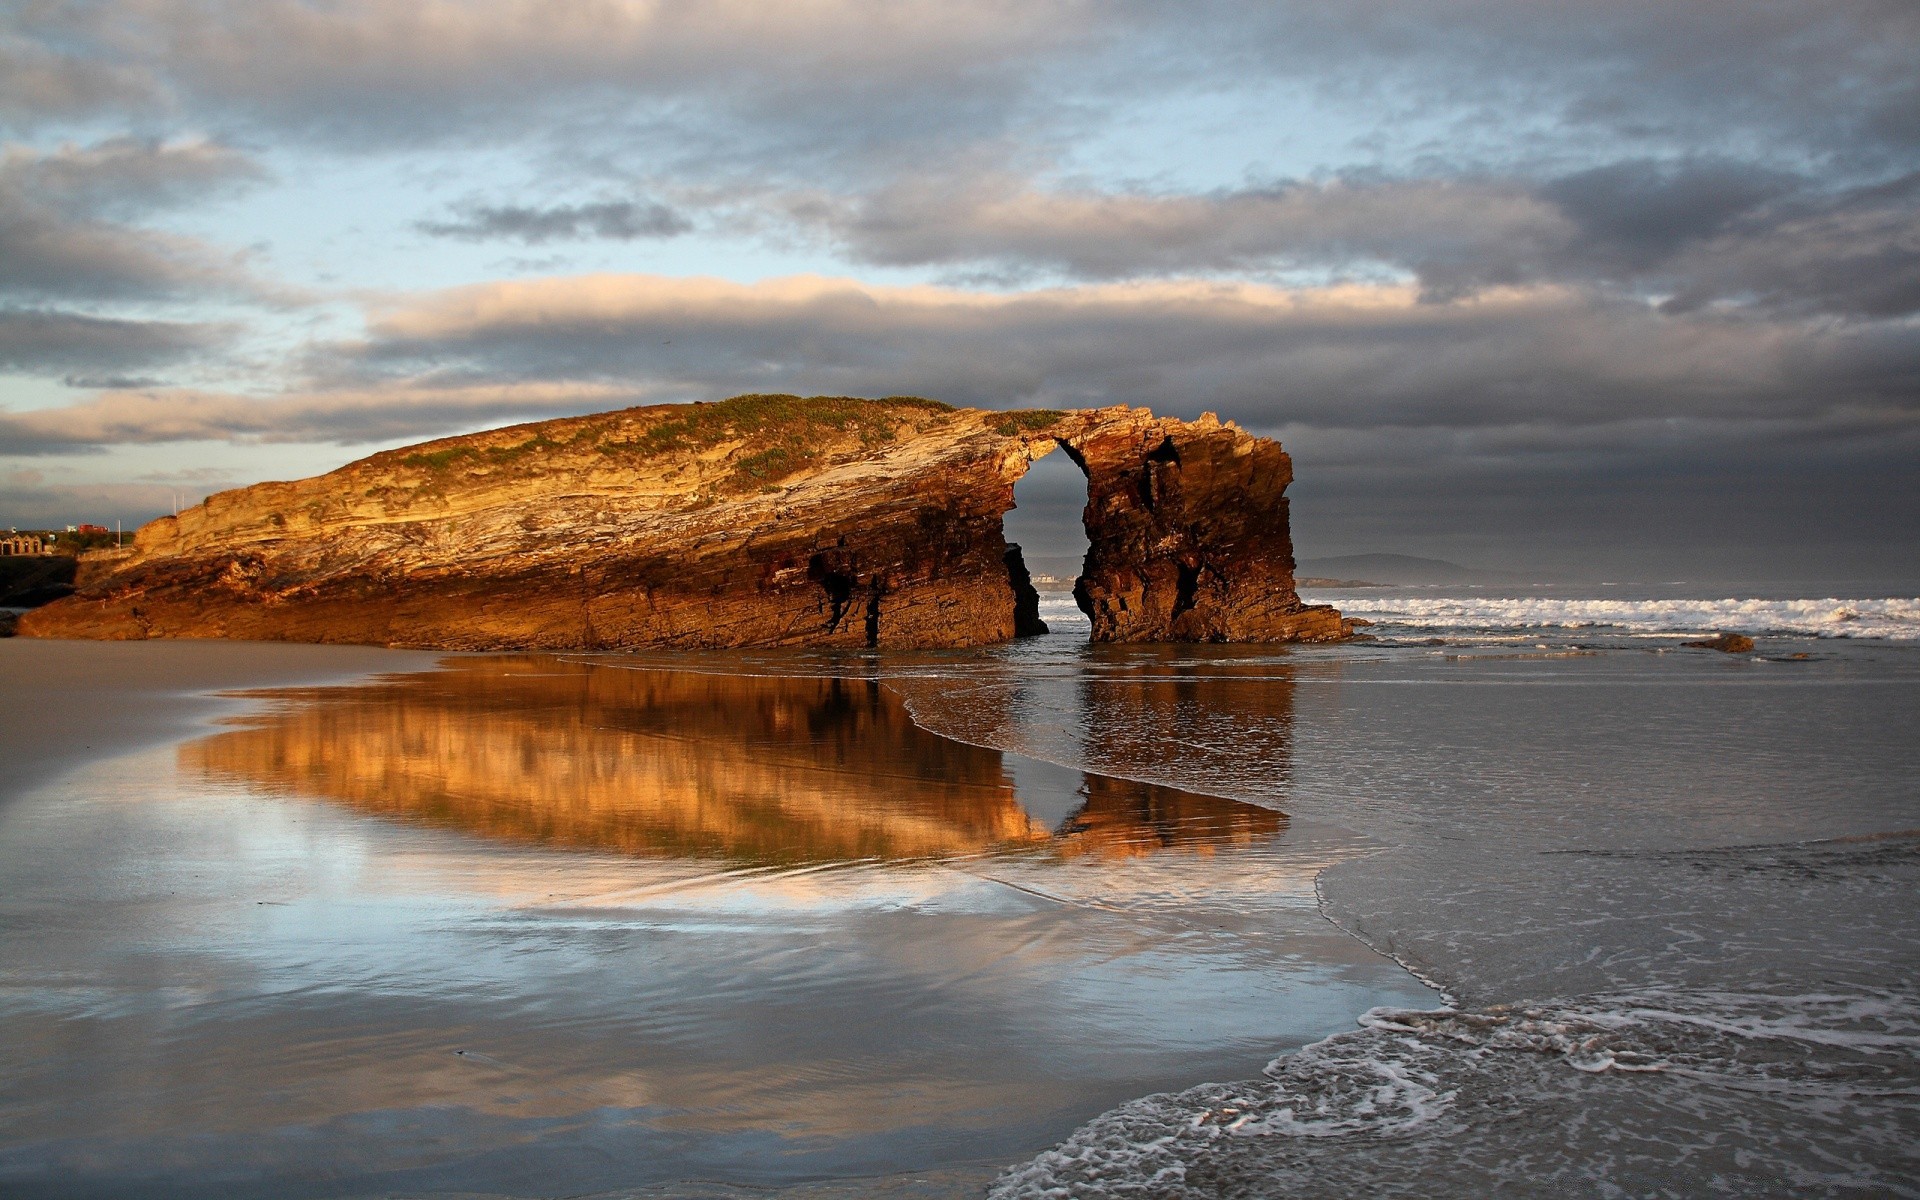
[20, 394, 1348, 649]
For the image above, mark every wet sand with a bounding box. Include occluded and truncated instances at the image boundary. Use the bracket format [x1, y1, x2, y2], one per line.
[0, 640, 1434, 1198]
[0, 639, 444, 802]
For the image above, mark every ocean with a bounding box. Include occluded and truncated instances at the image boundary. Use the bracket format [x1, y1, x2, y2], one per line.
[0, 584, 1914, 1197]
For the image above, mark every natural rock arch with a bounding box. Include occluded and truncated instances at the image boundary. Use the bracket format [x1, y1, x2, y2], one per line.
[18, 395, 1350, 649]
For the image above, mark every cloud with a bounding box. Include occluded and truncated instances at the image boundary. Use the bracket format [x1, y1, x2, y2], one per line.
[4, 1, 1911, 173]
[1176, 0, 1920, 168]
[7, 272, 1911, 457]
[418, 199, 692, 243]
[0, 138, 268, 302]
[348, 272, 1919, 431]
[0, 476, 224, 529]
[1, 0, 1094, 165]
[0, 308, 231, 372]
[802, 173, 1569, 281]
[0, 33, 159, 126]
[787, 162, 1920, 319]
[0, 378, 653, 455]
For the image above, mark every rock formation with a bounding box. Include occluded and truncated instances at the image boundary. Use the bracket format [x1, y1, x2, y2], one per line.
[19, 394, 1349, 649]
[1684, 632, 1756, 653]
[1064, 408, 1347, 643]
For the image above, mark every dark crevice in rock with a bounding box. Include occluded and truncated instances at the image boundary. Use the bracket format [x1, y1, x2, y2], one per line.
[1172, 561, 1201, 620]
[809, 556, 856, 633]
[1140, 435, 1181, 511]
[863, 581, 884, 647]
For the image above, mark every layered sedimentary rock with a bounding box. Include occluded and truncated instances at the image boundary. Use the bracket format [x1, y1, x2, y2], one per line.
[20, 394, 1348, 648]
[1064, 408, 1347, 643]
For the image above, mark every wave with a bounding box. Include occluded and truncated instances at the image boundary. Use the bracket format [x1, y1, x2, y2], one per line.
[1329, 596, 1920, 640]
[990, 987, 1920, 1197]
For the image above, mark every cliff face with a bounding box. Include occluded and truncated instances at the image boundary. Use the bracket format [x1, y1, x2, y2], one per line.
[1061, 408, 1348, 643]
[19, 394, 1348, 649]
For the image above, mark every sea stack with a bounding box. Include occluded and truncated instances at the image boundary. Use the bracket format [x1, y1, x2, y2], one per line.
[17, 394, 1349, 650]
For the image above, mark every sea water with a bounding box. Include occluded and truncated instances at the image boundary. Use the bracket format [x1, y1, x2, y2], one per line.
[959, 587, 1920, 1196]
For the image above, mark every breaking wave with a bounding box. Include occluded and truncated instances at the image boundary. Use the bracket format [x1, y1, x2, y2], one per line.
[1330, 596, 1920, 640]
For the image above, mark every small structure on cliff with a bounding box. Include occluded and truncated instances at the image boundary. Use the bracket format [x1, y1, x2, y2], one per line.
[1, 534, 50, 556]
[18, 395, 1349, 650]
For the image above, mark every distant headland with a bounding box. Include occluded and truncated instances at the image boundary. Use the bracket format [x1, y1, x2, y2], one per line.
[16, 394, 1349, 650]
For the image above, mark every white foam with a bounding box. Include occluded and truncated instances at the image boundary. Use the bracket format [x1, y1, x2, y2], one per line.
[991, 987, 1920, 1198]
[1329, 596, 1920, 640]
[1035, 592, 1091, 633]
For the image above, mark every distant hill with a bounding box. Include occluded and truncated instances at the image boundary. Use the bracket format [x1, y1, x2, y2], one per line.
[1021, 551, 1563, 588]
[1296, 553, 1565, 586]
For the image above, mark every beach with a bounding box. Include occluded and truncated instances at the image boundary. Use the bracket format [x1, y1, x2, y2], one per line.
[0, 637, 1429, 1198]
[1, 596, 1916, 1197]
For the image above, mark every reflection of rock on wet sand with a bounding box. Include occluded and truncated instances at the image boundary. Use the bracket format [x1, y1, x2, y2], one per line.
[1059, 773, 1285, 860]
[182, 656, 1284, 864]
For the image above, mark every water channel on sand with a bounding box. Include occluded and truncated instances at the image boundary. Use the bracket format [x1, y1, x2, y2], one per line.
[0, 643, 1434, 1199]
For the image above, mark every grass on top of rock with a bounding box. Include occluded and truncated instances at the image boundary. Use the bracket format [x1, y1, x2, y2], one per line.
[991, 409, 1067, 435]
[389, 395, 1066, 494]
[397, 432, 564, 473]
[603, 395, 955, 491]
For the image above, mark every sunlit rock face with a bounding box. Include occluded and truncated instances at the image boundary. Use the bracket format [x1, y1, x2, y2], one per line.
[179, 657, 1286, 864]
[20, 394, 1347, 648]
[1060, 408, 1350, 644]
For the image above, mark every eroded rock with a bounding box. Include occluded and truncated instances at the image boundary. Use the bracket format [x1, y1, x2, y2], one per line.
[19, 395, 1348, 650]
[1058, 408, 1349, 643]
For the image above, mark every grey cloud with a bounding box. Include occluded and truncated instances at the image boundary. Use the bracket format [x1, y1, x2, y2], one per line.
[1282, 418, 1920, 584]
[0, 139, 268, 302]
[1170, 0, 1920, 168]
[335, 275, 1920, 434]
[0, 477, 220, 529]
[809, 174, 1568, 281]
[0, 33, 159, 124]
[6, 136, 263, 216]
[796, 162, 1920, 319]
[2, 0, 1091, 162]
[63, 374, 167, 389]
[18, 274, 1913, 454]
[0, 379, 653, 455]
[1537, 159, 1802, 269]
[0, 308, 230, 371]
[6, 1, 1912, 173]
[1654, 172, 1920, 317]
[418, 200, 692, 244]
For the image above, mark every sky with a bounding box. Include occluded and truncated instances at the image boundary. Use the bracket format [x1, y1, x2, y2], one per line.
[1, 0, 1916, 584]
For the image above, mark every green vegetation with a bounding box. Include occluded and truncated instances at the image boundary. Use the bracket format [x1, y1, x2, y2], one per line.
[399, 432, 562, 472]
[991, 409, 1067, 435]
[389, 394, 963, 494]
[595, 394, 954, 491]
[27, 528, 129, 553]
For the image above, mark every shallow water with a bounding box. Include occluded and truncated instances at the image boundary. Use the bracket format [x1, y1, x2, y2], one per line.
[6, 592, 1915, 1198]
[886, 618, 1920, 1197]
[0, 651, 1433, 1199]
